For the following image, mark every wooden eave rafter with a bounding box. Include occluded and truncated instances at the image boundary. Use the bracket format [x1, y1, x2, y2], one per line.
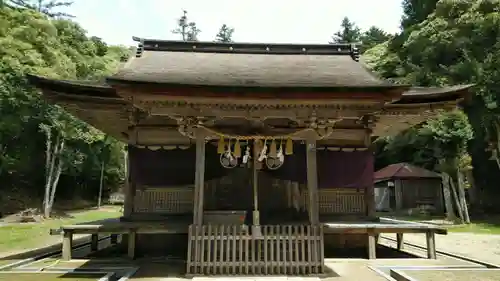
[110, 83, 405, 103]
[44, 90, 128, 107]
[372, 100, 461, 137]
[38, 90, 131, 141]
[380, 99, 460, 116]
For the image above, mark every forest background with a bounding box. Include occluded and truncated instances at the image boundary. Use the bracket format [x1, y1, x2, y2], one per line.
[1, 0, 499, 216]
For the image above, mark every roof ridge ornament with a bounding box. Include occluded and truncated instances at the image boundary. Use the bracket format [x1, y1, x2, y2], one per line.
[135, 38, 145, 58]
[350, 44, 360, 62]
[131, 36, 358, 56]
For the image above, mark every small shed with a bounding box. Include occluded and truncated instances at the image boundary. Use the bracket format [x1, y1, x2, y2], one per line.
[374, 163, 443, 214]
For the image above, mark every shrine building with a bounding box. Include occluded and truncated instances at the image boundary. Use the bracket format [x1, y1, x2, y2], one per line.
[27, 37, 470, 276]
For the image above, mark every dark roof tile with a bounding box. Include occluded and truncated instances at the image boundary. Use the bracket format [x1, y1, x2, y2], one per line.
[107, 38, 397, 88]
[374, 163, 441, 182]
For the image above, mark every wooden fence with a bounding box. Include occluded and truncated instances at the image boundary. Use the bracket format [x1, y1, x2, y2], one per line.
[186, 224, 324, 275]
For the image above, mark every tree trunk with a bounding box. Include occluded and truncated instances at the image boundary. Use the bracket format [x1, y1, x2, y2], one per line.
[448, 174, 464, 223]
[97, 161, 105, 209]
[457, 171, 471, 224]
[43, 132, 56, 218]
[43, 134, 64, 218]
[464, 169, 478, 206]
[441, 173, 455, 221]
[48, 151, 64, 209]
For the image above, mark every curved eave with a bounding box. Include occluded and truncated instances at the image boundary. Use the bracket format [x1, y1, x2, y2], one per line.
[382, 100, 460, 115]
[106, 77, 409, 93]
[26, 75, 130, 141]
[394, 84, 473, 104]
[374, 100, 461, 137]
[26, 74, 119, 98]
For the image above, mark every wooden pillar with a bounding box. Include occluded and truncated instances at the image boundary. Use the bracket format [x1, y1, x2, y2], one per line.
[306, 139, 319, 225]
[394, 179, 403, 211]
[62, 230, 73, 261]
[367, 229, 377, 259]
[426, 231, 436, 259]
[127, 229, 137, 259]
[396, 233, 404, 250]
[110, 234, 118, 244]
[364, 132, 376, 218]
[90, 234, 99, 251]
[193, 130, 206, 226]
[365, 185, 376, 218]
[123, 146, 133, 218]
[252, 141, 261, 234]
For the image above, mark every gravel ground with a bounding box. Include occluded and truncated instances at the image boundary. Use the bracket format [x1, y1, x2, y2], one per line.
[383, 233, 500, 265]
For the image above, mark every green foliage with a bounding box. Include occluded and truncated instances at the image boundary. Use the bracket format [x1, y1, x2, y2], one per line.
[0, 6, 129, 204]
[330, 17, 361, 44]
[401, 0, 439, 29]
[330, 17, 392, 54]
[360, 26, 392, 53]
[7, 0, 74, 18]
[215, 24, 234, 43]
[366, 0, 500, 206]
[172, 10, 201, 41]
[375, 110, 473, 171]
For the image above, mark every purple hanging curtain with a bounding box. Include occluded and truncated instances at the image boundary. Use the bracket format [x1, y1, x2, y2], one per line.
[264, 145, 374, 189]
[128, 145, 229, 186]
[317, 149, 373, 189]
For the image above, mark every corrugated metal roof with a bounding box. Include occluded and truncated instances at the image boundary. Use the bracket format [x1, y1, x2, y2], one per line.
[374, 163, 441, 182]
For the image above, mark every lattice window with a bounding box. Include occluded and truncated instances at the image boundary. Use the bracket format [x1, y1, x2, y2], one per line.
[134, 187, 194, 213]
[301, 188, 365, 214]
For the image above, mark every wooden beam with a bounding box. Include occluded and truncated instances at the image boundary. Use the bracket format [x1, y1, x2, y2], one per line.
[127, 229, 137, 259]
[193, 129, 206, 226]
[90, 234, 99, 251]
[396, 233, 404, 250]
[116, 85, 397, 101]
[134, 127, 368, 145]
[62, 230, 73, 261]
[426, 231, 437, 259]
[123, 147, 133, 218]
[147, 105, 375, 121]
[367, 230, 377, 259]
[306, 139, 319, 225]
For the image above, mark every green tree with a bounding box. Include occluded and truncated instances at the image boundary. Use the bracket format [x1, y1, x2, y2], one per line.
[360, 26, 392, 53]
[215, 24, 234, 43]
[401, 0, 439, 28]
[0, 6, 129, 216]
[365, 0, 500, 210]
[172, 10, 201, 41]
[330, 17, 361, 44]
[7, 0, 74, 18]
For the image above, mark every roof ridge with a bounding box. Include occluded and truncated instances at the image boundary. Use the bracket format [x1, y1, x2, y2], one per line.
[132, 36, 360, 59]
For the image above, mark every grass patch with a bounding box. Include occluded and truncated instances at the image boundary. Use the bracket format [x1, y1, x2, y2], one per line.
[0, 206, 121, 254]
[0, 272, 109, 281]
[447, 222, 500, 234]
[0, 259, 20, 267]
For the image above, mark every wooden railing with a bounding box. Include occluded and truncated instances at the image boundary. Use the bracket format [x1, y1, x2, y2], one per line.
[134, 186, 365, 215]
[186, 224, 324, 275]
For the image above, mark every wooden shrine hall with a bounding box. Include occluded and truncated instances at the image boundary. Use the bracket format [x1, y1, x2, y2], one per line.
[28, 38, 469, 276]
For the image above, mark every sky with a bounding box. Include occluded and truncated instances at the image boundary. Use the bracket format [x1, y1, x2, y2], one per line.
[64, 0, 404, 46]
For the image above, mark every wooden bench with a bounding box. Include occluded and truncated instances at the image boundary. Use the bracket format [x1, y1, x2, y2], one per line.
[51, 218, 189, 261]
[324, 217, 447, 260]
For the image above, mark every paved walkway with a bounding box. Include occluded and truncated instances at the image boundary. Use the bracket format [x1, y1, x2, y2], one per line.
[384, 232, 500, 265]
